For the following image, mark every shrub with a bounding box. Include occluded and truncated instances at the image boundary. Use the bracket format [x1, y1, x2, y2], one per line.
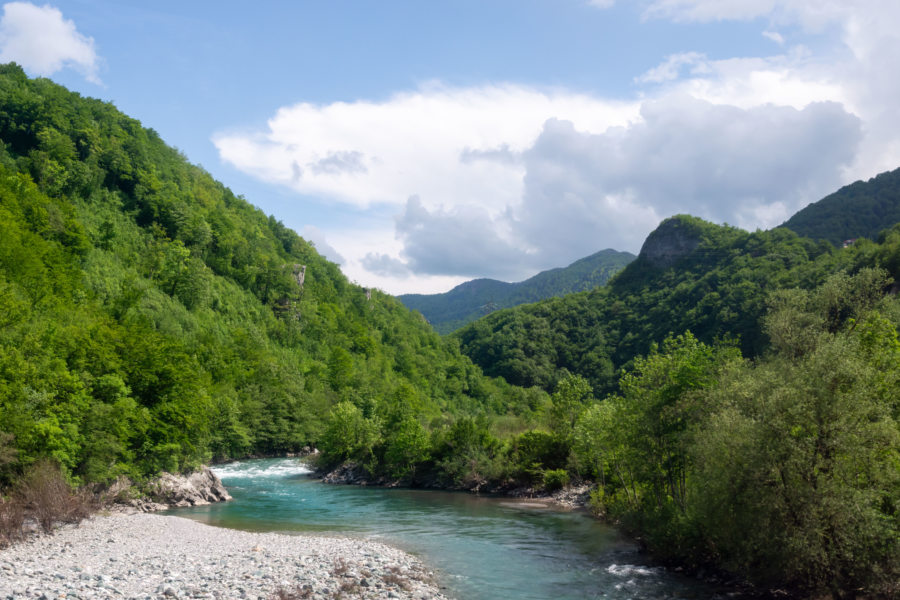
[542, 468, 569, 492]
[511, 430, 568, 483]
[0, 494, 24, 547]
[18, 458, 95, 532]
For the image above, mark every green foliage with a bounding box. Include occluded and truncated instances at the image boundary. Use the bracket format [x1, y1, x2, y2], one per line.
[509, 430, 568, 484]
[431, 417, 507, 489]
[691, 277, 900, 595]
[399, 249, 634, 334]
[0, 64, 532, 486]
[318, 402, 381, 470]
[456, 214, 879, 395]
[579, 271, 900, 597]
[548, 373, 593, 441]
[592, 333, 740, 519]
[383, 416, 430, 479]
[541, 468, 569, 492]
[782, 166, 900, 246]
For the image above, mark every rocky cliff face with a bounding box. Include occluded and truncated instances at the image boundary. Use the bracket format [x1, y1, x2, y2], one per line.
[638, 216, 703, 269]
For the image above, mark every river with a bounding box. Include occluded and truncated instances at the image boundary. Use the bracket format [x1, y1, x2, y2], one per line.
[171, 458, 725, 599]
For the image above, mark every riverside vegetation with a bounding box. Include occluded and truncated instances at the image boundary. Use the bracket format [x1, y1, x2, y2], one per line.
[0, 63, 898, 598]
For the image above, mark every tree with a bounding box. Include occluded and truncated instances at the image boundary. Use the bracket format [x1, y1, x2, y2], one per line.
[383, 416, 430, 479]
[318, 402, 381, 469]
[548, 373, 593, 442]
[690, 271, 900, 596]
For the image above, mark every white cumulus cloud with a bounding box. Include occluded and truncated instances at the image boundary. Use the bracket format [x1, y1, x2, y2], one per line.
[515, 99, 860, 257]
[214, 83, 639, 212]
[0, 2, 100, 83]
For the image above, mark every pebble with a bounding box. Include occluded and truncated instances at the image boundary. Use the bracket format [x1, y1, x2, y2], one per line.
[0, 513, 447, 600]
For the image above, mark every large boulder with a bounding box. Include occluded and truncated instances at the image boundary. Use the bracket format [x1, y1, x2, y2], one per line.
[145, 466, 232, 508]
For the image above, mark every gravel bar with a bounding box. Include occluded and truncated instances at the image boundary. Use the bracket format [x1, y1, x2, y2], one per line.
[0, 513, 449, 600]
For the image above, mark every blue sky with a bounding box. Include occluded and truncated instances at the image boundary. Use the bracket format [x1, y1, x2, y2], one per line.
[3, 1, 898, 294]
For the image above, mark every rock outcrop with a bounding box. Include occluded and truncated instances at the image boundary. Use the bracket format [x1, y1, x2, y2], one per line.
[321, 462, 377, 485]
[638, 215, 704, 269]
[145, 466, 232, 508]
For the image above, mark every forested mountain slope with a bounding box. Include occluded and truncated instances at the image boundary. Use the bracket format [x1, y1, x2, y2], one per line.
[398, 249, 634, 334]
[448, 211, 900, 596]
[781, 166, 900, 245]
[0, 64, 536, 486]
[455, 213, 900, 394]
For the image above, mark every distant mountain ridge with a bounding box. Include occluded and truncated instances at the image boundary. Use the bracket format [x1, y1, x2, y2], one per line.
[398, 249, 635, 334]
[781, 167, 900, 245]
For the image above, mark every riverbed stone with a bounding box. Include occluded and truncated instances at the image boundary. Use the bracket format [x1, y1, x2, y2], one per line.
[0, 513, 446, 600]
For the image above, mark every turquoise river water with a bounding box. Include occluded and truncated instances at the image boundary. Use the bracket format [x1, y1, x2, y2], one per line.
[170, 458, 725, 599]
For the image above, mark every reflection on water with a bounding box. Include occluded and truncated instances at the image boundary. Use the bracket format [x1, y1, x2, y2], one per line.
[171, 458, 722, 600]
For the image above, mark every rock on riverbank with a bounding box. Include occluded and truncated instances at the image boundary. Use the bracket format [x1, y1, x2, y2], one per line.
[112, 466, 233, 512]
[0, 513, 447, 600]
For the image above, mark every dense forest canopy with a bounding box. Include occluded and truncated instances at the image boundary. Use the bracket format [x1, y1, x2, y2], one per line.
[782, 166, 900, 246]
[454, 213, 899, 395]
[0, 63, 542, 486]
[398, 249, 634, 334]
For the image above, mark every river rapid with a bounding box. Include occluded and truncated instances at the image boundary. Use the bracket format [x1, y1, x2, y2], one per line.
[170, 458, 726, 599]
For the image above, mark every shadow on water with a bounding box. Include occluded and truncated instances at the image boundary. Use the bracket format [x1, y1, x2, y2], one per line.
[170, 458, 723, 600]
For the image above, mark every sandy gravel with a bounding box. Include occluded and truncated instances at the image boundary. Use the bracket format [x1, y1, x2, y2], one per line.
[0, 512, 448, 600]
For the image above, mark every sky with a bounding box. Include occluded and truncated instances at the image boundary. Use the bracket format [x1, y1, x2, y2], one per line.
[2, 1, 899, 294]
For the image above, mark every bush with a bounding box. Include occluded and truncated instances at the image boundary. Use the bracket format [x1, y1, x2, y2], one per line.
[18, 459, 95, 533]
[542, 468, 569, 492]
[0, 494, 24, 547]
[318, 402, 381, 470]
[510, 430, 568, 484]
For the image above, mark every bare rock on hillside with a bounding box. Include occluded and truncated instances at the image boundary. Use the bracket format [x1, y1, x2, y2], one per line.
[639, 216, 703, 269]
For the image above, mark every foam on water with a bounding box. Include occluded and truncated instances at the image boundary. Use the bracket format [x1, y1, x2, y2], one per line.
[606, 564, 662, 578]
[212, 458, 312, 480]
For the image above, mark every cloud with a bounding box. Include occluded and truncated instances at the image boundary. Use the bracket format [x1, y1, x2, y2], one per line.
[762, 30, 785, 45]
[643, 0, 780, 23]
[459, 144, 520, 166]
[360, 253, 410, 279]
[639, 0, 900, 177]
[366, 98, 860, 281]
[0, 2, 100, 83]
[308, 151, 368, 176]
[214, 84, 639, 211]
[513, 100, 861, 263]
[301, 225, 345, 265]
[642, 0, 890, 35]
[394, 196, 529, 279]
[586, 0, 615, 7]
[636, 52, 709, 83]
[217, 1, 900, 294]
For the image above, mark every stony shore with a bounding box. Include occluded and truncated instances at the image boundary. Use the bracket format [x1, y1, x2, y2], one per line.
[0, 513, 448, 600]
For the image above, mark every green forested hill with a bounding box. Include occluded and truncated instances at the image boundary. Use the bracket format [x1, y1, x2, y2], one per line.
[0, 64, 538, 486]
[781, 166, 900, 245]
[398, 249, 634, 334]
[454, 213, 899, 395]
[450, 213, 900, 595]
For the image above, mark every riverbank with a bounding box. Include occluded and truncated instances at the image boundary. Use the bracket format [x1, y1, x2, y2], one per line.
[0, 512, 448, 600]
[317, 461, 594, 511]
